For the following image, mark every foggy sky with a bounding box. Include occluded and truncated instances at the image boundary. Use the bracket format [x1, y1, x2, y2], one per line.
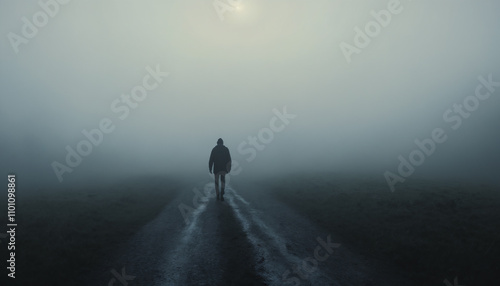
[1, 0, 500, 190]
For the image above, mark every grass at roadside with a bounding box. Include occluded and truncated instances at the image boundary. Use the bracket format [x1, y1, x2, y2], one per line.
[265, 173, 500, 285]
[13, 175, 182, 286]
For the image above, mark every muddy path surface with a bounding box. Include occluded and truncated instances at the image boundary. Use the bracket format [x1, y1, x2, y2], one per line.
[90, 182, 419, 286]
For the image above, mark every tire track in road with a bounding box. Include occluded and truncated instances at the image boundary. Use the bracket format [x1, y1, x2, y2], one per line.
[226, 188, 340, 286]
[158, 193, 212, 285]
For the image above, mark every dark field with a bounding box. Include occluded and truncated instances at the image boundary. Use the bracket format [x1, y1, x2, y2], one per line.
[6, 176, 182, 286]
[267, 173, 500, 285]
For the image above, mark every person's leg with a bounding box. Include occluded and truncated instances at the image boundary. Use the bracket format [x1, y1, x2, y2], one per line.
[220, 172, 226, 199]
[214, 172, 220, 199]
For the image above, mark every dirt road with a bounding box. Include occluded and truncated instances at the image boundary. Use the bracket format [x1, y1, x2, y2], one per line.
[95, 182, 418, 286]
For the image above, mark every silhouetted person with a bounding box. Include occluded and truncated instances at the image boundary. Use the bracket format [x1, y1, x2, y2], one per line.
[209, 138, 231, 201]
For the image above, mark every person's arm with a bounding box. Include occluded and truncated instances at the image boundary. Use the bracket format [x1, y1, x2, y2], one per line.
[226, 148, 232, 173]
[209, 149, 214, 174]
